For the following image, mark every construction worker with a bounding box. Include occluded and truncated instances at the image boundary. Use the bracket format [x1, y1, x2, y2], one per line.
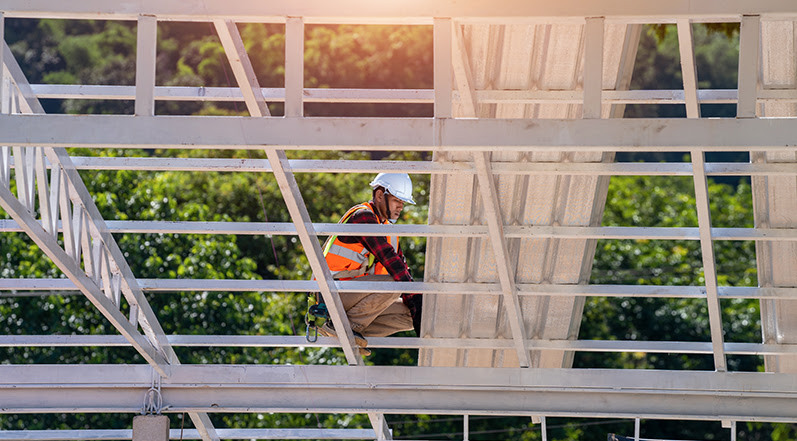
[318, 173, 422, 355]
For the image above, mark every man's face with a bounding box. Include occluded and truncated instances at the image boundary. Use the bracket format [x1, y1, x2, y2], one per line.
[384, 193, 405, 221]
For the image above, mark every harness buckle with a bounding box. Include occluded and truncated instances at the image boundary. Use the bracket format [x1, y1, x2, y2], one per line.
[305, 298, 329, 343]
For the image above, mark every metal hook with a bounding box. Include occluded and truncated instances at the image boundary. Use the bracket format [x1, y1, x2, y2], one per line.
[142, 368, 164, 415]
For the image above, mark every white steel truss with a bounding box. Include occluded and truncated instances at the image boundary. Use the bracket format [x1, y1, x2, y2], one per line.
[3, 364, 797, 422]
[3, 115, 797, 151]
[0, 42, 221, 441]
[0, 429, 375, 441]
[2, 1, 797, 439]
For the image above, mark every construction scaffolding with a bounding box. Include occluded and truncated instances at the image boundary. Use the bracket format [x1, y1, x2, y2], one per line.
[1, 1, 797, 440]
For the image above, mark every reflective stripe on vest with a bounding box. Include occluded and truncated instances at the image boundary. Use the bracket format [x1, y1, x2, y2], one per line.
[323, 202, 398, 280]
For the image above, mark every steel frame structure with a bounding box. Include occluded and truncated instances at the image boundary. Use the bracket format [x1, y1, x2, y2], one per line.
[2, 1, 797, 440]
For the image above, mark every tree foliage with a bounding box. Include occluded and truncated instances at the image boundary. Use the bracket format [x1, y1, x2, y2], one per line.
[1, 19, 791, 441]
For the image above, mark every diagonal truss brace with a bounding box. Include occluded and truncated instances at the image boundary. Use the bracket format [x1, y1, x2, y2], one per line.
[212, 16, 362, 366]
[676, 20, 727, 371]
[472, 153, 531, 367]
[213, 17, 392, 441]
[442, 18, 531, 366]
[1, 40, 220, 441]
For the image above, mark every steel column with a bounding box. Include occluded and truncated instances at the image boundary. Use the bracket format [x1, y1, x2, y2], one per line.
[691, 150, 727, 372]
[583, 17, 604, 119]
[135, 15, 157, 116]
[677, 19, 701, 118]
[737, 16, 761, 118]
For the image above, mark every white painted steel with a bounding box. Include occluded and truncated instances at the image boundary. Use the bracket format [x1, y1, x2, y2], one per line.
[434, 18, 453, 119]
[216, 17, 386, 437]
[679, 19, 726, 371]
[422, 21, 639, 370]
[2, 278, 797, 301]
[212, 15, 362, 367]
[135, 15, 157, 116]
[3, 334, 797, 356]
[737, 16, 761, 118]
[3, 38, 219, 441]
[4, 0, 797, 22]
[3, 3, 797, 434]
[4, 115, 797, 151]
[285, 17, 304, 118]
[692, 151, 727, 372]
[27, 84, 797, 105]
[3, 364, 797, 422]
[677, 19, 701, 118]
[28, 84, 434, 103]
[451, 22, 478, 117]
[474, 151, 531, 367]
[213, 20, 270, 117]
[0, 13, 4, 109]
[583, 18, 604, 119]
[0, 186, 171, 373]
[1, 45, 174, 375]
[0, 429, 375, 441]
[12, 156, 797, 176]
[756, 18, 797, 375]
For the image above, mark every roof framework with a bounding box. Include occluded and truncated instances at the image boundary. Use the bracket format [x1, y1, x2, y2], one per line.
[1, 1, 797, 440]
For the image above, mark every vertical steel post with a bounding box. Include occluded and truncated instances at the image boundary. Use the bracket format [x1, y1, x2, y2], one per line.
[737, 16, 761, 118]
[135, 15, 157, 116]
[583, 17, 605, 119]
[677, 19, 701, 118]
[285, 17, 304, 118]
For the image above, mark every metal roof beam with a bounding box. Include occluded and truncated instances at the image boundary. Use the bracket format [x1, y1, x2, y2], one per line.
[24, 84, 797, 104]
[582, 17, 604, 119]
[3, 279, 796, 301]
[2, 42, 174, 374]
[3, 334, 797, 357]
[2, 40, 220, 441]
[0, 429, 375, 441]
[677, 19, 701, 119]
[2, 0, 797, 22]
[212, 19, 270, 117]
[737, 16, 761, 119]
[135, 15, 157, 116]
[213, 15, 363, 366]
[3, 115, 797, 151]
[213, 16, 388, 437]
[13, 156, 795, 176]
[473, 151, 531, 367]
[692, 150, 727, 372]
[444, 15, 530, 366]
[678, 18, 726, 372]
[4, 364, 797, 422]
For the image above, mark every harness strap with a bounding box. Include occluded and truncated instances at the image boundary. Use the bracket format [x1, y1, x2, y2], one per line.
[330, 267, 369, 279]
[326, 243, 369, 264]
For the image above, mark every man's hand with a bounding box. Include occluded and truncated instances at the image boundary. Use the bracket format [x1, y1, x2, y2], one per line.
[402, 294, 423, 336]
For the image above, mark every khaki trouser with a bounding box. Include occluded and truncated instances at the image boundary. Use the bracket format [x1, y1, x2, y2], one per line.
[339, 274, 413, 337]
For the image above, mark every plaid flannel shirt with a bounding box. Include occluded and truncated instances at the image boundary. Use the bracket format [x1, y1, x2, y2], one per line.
[336, 204, 419, 303]
[337, 207, 412, 282]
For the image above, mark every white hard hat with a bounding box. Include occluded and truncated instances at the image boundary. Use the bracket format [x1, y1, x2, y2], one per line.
[369, 173, 415, 205]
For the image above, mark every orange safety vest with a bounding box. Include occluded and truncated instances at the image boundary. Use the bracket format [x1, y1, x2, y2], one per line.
[323, 202, 399, 280]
